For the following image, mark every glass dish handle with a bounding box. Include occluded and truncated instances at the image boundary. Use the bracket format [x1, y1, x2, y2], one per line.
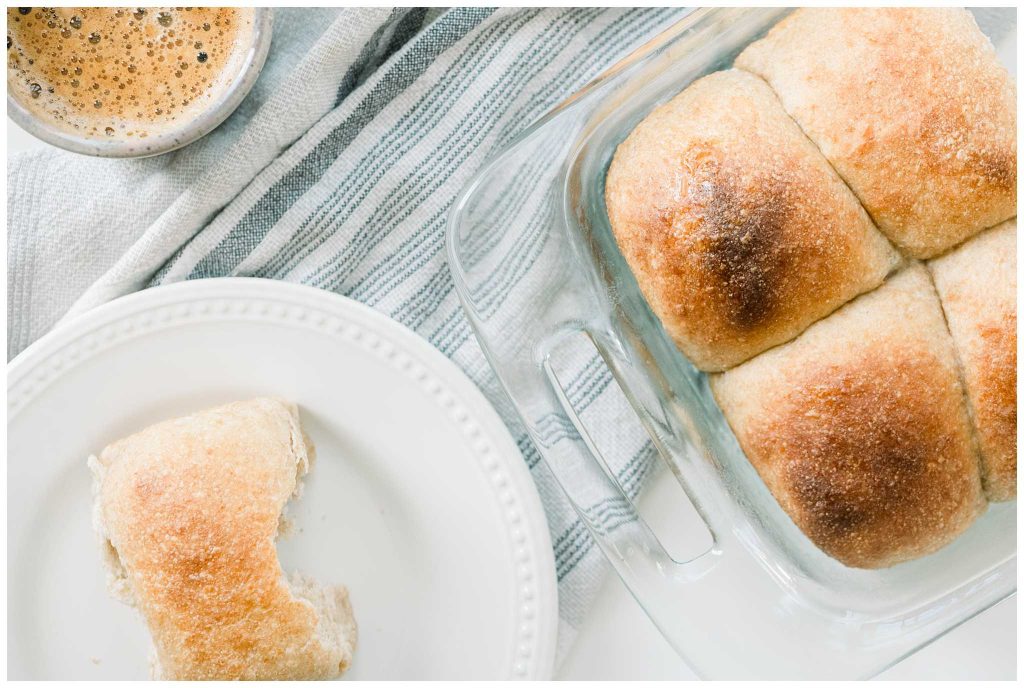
[476, 304, 724, 660]
[532, 321, 719, 581]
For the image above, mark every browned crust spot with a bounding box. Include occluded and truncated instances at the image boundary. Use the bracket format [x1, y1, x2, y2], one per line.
[750, 349, 982, 567]
[662, 150, 794, 331]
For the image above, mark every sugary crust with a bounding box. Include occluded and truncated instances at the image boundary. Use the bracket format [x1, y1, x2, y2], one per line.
[605, 69, 899, 372]
[711, 266, 986, 568]
[737, 8, 1017, 258]
[929, 220, 1017, 500]
[91, 398, 354, 680]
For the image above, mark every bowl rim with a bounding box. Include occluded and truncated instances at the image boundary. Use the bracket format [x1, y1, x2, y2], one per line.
[6, 7, 273, 159]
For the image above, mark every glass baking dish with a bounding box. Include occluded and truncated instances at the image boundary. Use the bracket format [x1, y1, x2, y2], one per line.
[447, 7, 1017, 680]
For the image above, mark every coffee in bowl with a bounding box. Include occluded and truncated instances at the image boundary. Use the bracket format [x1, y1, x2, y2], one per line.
[7, 7, 268, 155]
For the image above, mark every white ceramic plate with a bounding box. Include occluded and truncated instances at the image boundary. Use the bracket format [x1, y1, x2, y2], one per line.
[7, 279, 558, 680]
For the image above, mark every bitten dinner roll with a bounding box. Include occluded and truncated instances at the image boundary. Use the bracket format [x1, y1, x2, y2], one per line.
[88, 398, 357, 680]
[737, 8, 1017, 259]
[711, 266, 986, 568]
[605, 69, 900, 372]
[929, 220, 1017, 501]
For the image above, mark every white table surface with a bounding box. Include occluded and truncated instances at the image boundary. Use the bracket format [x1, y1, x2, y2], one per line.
[7, 118, 1017, 681]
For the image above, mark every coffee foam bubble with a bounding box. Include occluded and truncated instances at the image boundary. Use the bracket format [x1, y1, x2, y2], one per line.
[7, 7, 254, 140]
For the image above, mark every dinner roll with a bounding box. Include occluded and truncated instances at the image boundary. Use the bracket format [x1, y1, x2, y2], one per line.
[88, 398, 357, 680]
[605, 69, 899, 372]
[737, 8, 1017, 259]
[711, 266, 986, 568]
[929, 220, 1017, 501]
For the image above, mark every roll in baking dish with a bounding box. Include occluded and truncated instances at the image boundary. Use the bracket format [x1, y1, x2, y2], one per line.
[605, 69, 900, 372]
[737, 8, 1017, 259]
[711, 266, 987, 568]
[929, 220, 1017, 501]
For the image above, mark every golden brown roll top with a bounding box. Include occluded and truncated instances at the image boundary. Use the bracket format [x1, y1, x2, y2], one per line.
[929, 220, 1017, 501]
[711, 266, 986, 568]
[89, 398, 356, 680]
[737, 8, 1017, 259]
[605, 69, 900, 372]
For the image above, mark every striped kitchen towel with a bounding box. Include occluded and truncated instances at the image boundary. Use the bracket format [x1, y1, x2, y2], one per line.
[7, 7, 688, 664]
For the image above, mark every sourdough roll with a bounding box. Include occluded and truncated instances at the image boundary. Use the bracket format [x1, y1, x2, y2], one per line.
[737, 8, 1017, 258]
[605, 69, 900, 372]
[929, 220, 1017, 501]
[711, 266, 986, 568]
[88, 398, 357, 680]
